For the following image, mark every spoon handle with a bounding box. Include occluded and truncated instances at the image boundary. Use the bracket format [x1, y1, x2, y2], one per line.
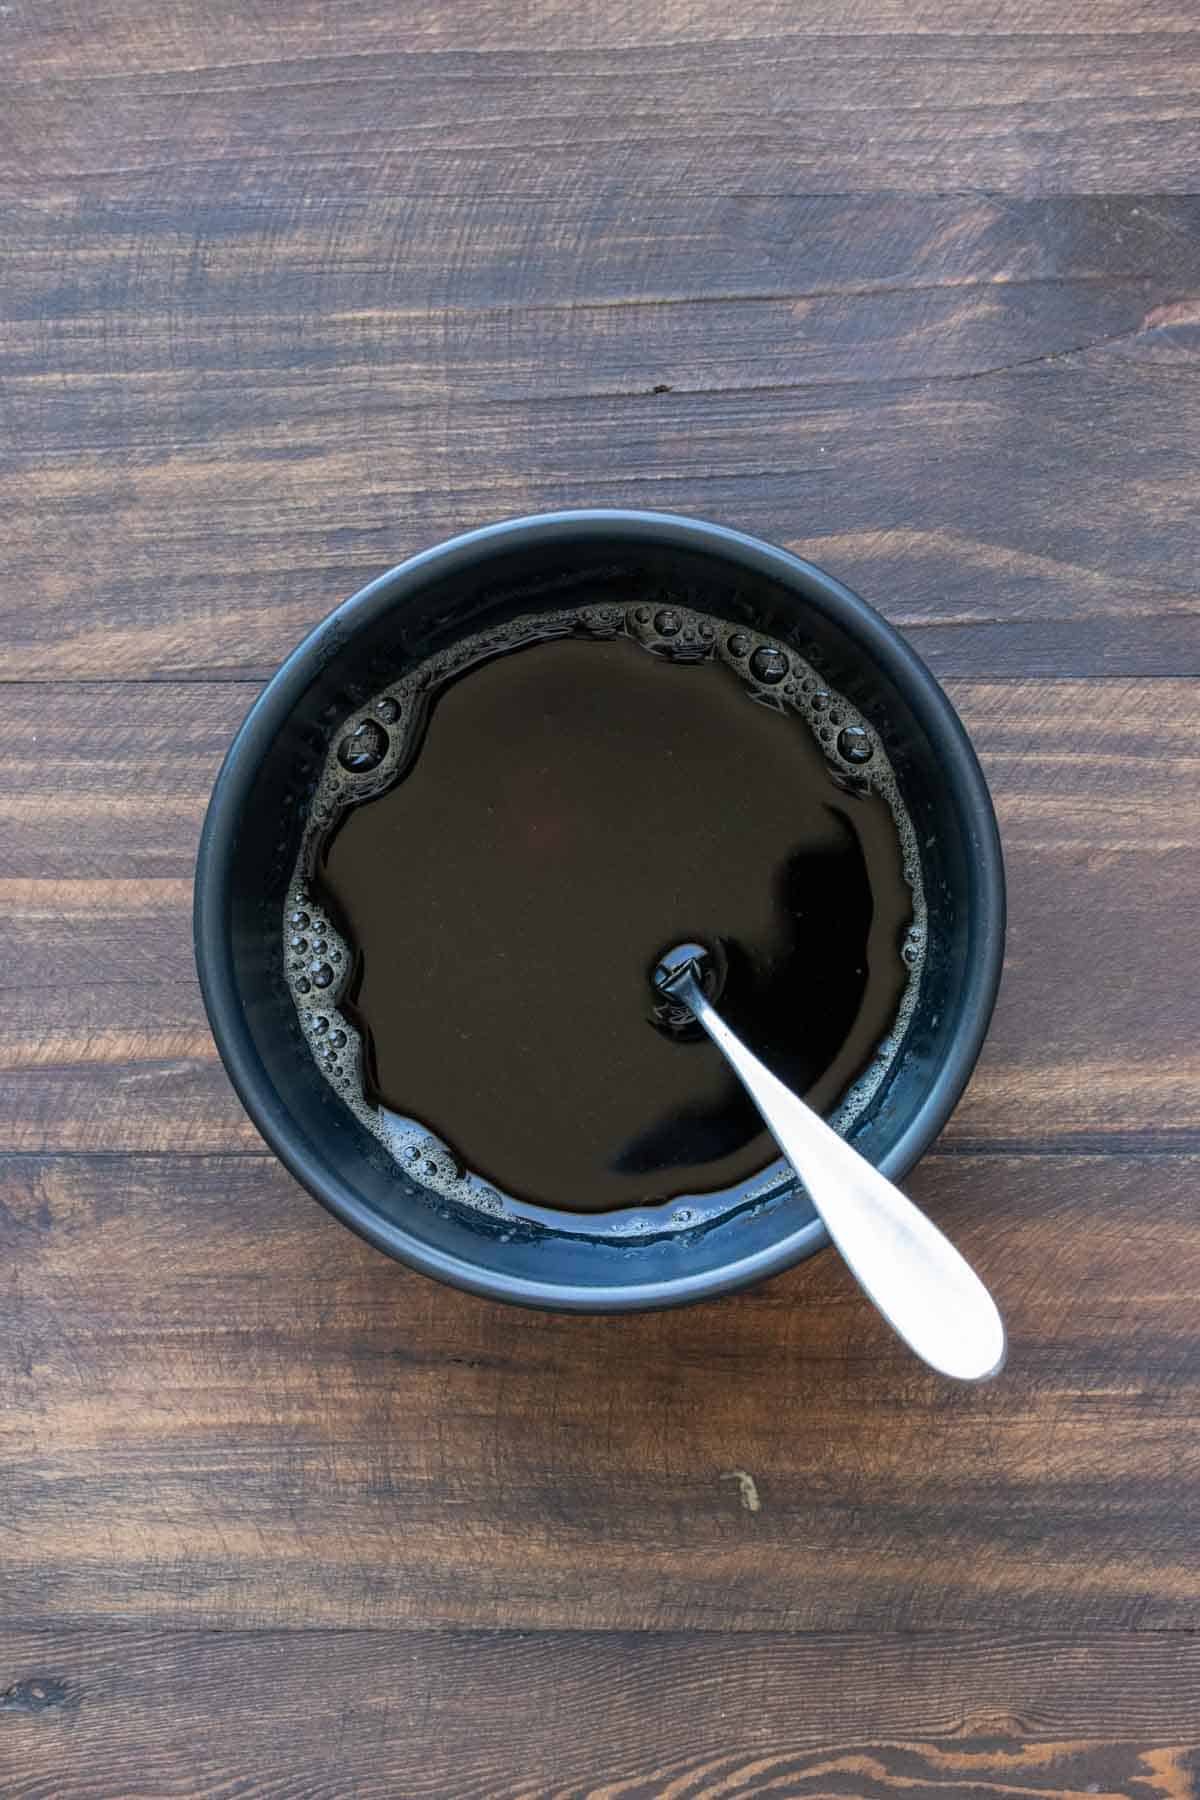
[676, 970, 1005, 1381]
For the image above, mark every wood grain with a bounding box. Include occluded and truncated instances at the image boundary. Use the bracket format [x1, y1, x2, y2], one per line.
[3, 0, 1200, 1788]
[2, 1150, 1198, 1633]
[2, 188, 1200, 680]
[2, 1626, 1198, 1799]
[4, 5, 1199, 200]
[1, 679, 1196, 1154]
[7, 0, 1200, 73]
[3, 57, 1200, 680]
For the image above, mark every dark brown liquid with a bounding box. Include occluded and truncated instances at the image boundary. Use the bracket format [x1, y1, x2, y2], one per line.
[316, 633, 914, 1212]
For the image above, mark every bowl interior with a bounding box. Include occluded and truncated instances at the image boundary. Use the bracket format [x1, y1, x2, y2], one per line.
[196, 513, 1003, 1309]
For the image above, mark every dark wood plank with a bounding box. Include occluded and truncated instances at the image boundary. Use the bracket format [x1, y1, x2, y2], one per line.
[2, 1150, 1199, 1632]
[4, 7, 1199, 200]
[1, 680, 1196, 1154]
[2, 185, 1199, 679]
[7, 368, 1198, 682]
[5, 0, 1200, 687]
[1, 1625, 1198, 1799]
[6, 0, 1199, 75]
[3, 1, 1198, 1785]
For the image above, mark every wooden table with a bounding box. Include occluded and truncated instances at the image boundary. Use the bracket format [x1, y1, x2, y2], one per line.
[3, 3, 1199, 1794]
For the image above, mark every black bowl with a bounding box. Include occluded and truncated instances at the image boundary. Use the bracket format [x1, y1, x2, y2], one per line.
[194, 511, 1004, 1310]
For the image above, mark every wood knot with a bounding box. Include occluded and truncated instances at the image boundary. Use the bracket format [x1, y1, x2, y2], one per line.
[1, 1676, 71, 1714]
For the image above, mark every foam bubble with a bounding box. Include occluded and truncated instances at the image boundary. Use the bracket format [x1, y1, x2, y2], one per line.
[337, 720, 389, 773]
[749, 645, 788, 684]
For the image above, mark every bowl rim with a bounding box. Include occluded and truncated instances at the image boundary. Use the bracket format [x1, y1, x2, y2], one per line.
[194, 509, 1006, 1310]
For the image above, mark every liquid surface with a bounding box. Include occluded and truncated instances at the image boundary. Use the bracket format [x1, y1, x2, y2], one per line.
[294, 616, 922, 1214]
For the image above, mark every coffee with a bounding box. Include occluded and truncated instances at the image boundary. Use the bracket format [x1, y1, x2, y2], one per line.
[284, 603, 925, 1217]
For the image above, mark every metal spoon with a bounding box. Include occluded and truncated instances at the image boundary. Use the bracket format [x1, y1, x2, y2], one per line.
[652, 943, 1006, 1381]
